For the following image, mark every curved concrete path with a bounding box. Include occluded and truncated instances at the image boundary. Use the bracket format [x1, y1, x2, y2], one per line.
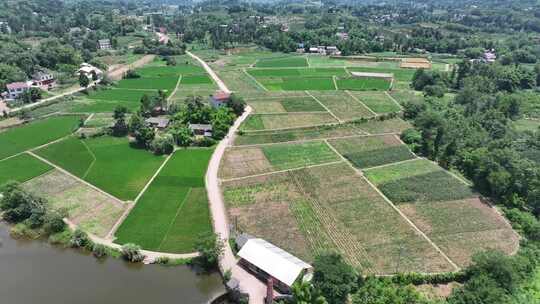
[187, 50, 266, 303]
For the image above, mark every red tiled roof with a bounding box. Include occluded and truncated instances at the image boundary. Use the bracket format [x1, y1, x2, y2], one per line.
[213, 91, 231, 101]
[6, 82, 29, 90]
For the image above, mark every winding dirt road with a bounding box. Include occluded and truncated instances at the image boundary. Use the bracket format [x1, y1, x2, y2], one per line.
[187, 50, 266, 303]
[187, 51, 230, 93]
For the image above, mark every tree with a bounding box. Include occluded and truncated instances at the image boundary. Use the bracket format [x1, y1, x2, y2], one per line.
[17, 88, 42, 104]
[228, 94, 246, 116]
[194, 232, 224, 270]
[150, 134, 174, 155]
[290, 281, 328, 304]
[211, 107, 235, 139]
[129, 113, 154, 147]
[139, 94, 152, 117]
[171, 124, 193, 147]
[312, 253, 358, 304]
[0, 182, 46, 224]
[352, 277, 428, 304]
[79, 73, 90, 88]
[111, 106, 128, 136]
[121, 243, 145, 262]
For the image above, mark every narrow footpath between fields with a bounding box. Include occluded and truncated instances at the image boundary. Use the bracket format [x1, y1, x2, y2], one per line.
[187, 51, 268, 303]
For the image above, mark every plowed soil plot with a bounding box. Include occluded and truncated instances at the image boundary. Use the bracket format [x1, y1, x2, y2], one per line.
[23, 169, 127, 238]
[220, 141, 340, 179]
[222, 162, 455, 274]
[365, 159, 519, 267]
[328, 134, 416, 169]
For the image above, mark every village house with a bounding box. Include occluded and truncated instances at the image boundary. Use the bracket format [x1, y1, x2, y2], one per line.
[98, 39, 112, 50]
[326, 46, 341, 56]
[336, 32, 349, 40]
[189, 123, 213, 137]
[145, 117, 170, 130]
[237, 238, 313, 294]
[483, 50, 497, 63]
[0, 21, 12, 34]
[32, 70, 56, 90]
[77, 63, 103, 79]
[309, 47, 319, 54]
[5, 82, 30, 100]
[210, 91, 231, 108]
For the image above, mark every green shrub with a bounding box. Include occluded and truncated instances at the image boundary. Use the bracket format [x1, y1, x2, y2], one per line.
[70, 229, 92, 249]
[155, 256, 170, 264]
[92, 243, 108, 259]
[10, 223, 41, 239]
[121, 243, 145, 262]
[43, 209, 67, 234]
[48, 230, 73, 246]
[193, 136, 216, 147]
[150, 134, 175, 155]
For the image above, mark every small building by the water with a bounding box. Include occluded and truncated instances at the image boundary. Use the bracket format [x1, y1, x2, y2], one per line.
[237, 238, 313, 294]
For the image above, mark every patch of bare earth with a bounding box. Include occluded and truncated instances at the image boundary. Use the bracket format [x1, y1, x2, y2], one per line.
[224, 173, 312, 260]
[415, 282, 462, 300]
[219, 147, 273, 179]
[23, 170, 127, 238]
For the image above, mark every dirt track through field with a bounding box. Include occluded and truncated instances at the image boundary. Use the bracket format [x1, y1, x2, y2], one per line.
[106, 55, 156, 81]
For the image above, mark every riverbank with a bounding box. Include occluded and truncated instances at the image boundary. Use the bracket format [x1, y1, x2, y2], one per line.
[0, 222, 226, 304]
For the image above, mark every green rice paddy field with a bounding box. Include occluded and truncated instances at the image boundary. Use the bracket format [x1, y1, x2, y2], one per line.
[115, 148, 214, 253]
[0, 115, 82, 160]
[255, 56, 309, 68]
[0, 153, 52, 186]
[70, 62, 213, 113]
[247, 67, 393, 91]
[35, 136, 165, 201]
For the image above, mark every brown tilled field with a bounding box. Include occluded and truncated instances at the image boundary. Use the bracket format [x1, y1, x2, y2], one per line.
[23, 169, 127, 238]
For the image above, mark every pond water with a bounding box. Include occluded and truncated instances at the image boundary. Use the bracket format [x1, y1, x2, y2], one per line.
[0, 224, 225, 304]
